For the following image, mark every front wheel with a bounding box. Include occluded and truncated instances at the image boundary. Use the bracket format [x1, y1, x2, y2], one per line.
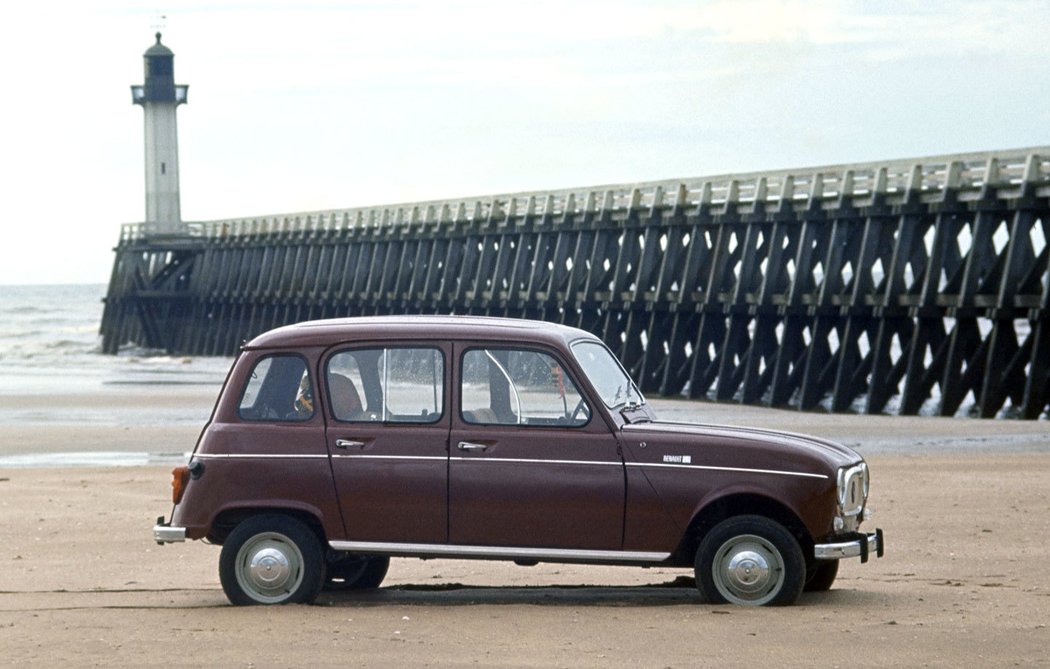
[695, 515, 805, 607]
[804, 559, 839, 592]
[219, 514, 326, 606]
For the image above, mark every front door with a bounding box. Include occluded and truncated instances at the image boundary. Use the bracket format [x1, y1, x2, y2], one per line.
[449, 345, 625, 551]
[323, 344, 451, 543]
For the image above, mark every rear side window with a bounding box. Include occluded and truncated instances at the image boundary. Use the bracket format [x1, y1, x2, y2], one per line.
[327, 347, 444, 423]
[238, 355, 314, 422]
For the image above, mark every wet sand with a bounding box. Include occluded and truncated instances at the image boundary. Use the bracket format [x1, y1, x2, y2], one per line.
[1, 391, 1048, 667]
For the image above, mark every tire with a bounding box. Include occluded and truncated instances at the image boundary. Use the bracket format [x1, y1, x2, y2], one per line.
[219, 514, 326, 606]
[804, 559, 839, 592]
[694, 515, 805, 607]
[324, 553, 390, 591]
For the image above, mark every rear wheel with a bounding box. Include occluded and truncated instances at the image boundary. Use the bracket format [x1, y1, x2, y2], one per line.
[219, 514, 325, 606]
[695, 515, 805, 607]
[324, 553, 390, 591]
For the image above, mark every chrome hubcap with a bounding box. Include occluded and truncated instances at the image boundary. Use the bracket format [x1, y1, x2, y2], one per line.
[712, 534, 784, 606]
[248, 547, 292, 589]
[236, 532, 304, 603]
[725, 550, 770, 592]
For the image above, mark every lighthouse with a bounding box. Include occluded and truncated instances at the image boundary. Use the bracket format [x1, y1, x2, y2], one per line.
[131, 33, 188, 236]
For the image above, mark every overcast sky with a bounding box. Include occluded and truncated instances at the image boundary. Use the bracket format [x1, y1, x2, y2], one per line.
[1, 0, 1048, 285]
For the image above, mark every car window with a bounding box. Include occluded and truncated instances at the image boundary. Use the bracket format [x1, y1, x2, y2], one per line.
[461, 348, 590, 427]
[327, 347, 444, 423]
[238, 354, 314, 422]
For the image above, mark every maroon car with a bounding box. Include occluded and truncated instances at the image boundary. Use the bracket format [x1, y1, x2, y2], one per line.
[154, 316, 883, 606]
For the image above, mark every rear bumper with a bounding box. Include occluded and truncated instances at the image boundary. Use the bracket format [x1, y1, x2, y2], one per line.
[153, 516, 186, 544]
[814, 528, 884, 563]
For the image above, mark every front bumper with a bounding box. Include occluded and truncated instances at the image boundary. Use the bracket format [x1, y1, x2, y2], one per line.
[153, 516, 186, 544]
[814, 528, 884, 563]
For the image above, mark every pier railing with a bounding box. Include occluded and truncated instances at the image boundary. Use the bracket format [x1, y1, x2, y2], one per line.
[102, 146, 1050, 418]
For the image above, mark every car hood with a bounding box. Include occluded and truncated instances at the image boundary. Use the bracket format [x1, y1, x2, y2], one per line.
[621, 420, 862, 474]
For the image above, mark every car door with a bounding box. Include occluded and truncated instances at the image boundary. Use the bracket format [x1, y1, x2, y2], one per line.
[448, 344, 626, 551]
[323, 343, 451, 544]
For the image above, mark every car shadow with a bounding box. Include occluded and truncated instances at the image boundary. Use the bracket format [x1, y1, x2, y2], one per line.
[318, 575, 699, 607]
[316, 576, 882, 608]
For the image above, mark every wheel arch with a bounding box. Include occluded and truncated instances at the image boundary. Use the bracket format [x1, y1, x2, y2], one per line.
[207, 505, 328, 546]
[675, 492, 813, 563]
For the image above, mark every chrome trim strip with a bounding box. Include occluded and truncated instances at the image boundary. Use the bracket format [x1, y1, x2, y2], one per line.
[191, 452, 825, 479]
[627, 461, 827, 480]
[192, 453, 330, 459]
[331, 454, 448, 462]
[449, 456, 622, 467]
[328, 540, 670, 563]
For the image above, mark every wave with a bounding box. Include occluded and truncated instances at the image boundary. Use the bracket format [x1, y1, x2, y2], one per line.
[43, 338, 101, 353]
[1, 305, 51, 315]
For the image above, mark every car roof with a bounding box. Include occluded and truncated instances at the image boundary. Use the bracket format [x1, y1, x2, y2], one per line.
[244, 315, 602, 350]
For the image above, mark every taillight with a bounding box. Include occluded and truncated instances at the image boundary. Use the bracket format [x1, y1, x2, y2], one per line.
[171, 465, 190, 504]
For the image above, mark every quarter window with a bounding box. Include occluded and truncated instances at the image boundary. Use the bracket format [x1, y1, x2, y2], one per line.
[571, 340, 644, 409]
[238, 355, 314, 422]
[461, 348, 590, 426]
[327, 347, 444, 423]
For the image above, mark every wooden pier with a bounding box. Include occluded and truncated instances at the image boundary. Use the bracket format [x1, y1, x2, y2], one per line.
[101, 146, 1050, 418]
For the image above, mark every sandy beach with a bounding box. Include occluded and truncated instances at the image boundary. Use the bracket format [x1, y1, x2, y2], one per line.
[2, 387, 1049, 667]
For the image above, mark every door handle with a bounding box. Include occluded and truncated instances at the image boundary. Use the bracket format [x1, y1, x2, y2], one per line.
[335, 439, 366, 449]
[457, 441, 488, 451]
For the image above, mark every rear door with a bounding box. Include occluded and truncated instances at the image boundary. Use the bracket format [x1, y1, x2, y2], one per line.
[448, 344, 625, 551]
[323, 343, 451, 543]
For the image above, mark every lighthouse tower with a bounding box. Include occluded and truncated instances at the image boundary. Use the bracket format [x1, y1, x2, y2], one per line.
[131, 33, 188, 236]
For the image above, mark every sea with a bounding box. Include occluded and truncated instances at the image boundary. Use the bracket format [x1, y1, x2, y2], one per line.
[0, 283, 233, 467]
[0, 283, 232, 393]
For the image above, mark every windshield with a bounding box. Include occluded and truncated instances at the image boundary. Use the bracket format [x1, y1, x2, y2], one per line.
[570, 340, 644, 409]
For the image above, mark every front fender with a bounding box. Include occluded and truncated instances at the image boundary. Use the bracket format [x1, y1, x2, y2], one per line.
[687, 477, 837, 545]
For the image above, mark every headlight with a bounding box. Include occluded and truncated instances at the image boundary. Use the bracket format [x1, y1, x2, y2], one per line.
[837, 462, 868, 517]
